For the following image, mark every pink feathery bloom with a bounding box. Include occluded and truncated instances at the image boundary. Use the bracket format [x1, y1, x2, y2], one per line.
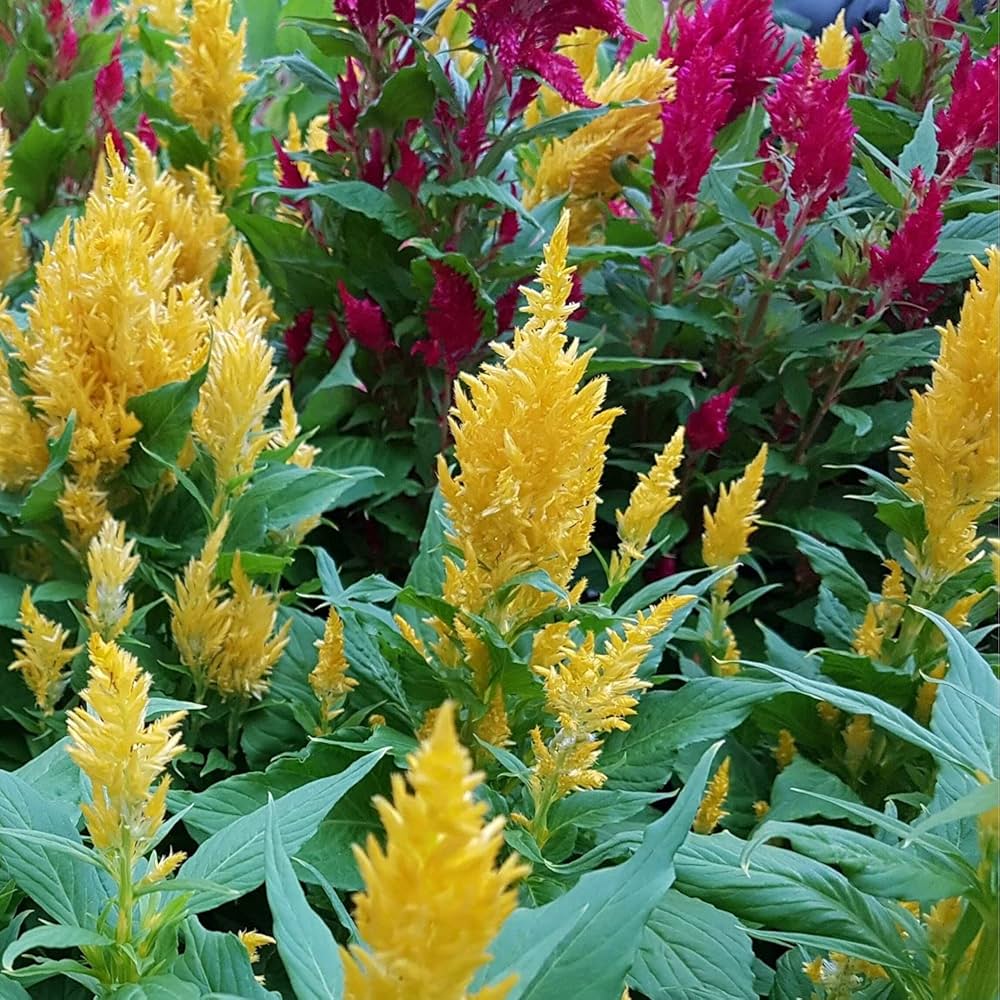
[45, 0, 66, 33]
[327, 316, 346, 363]
[89, 0, 112, 23]
[868, 177, 944, 307]
[339, 281, 393, 353]
[935, 43, 999, 190]
[335, 0, 415, 30]
[495, 282, 522, 332]
[458, 77, 490, 166]
[56, 21, 79, 77]
[393, 136, 426, 193]
[653, 48, 731, 213]
[459, 0, 641, 107]
[497, 208, 520, 246]
[660, 0, 788, 124]
[284, 309, 314, 367]
[95, 39, 124, 116]
[272, 137, 308, 190]
[848, 29, 868, 79]
[412, 263, 484, 374]
[136, 113, 159, 153]
[687, 386, 738, 452]
[330, 59, 362, 149]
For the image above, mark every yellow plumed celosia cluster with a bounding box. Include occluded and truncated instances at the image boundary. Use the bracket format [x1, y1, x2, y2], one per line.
[853, 559, 907, 659]
[85, 517, 140, 641]
[310, 607, 357, 729]
[10, 589, 81, 714]
[895, 248, 1000, 583]
[692, 756, 730, 834]
[342, 701, 527, 1000]
[123, 0, 184, 33]
[0, 125, 27, 288]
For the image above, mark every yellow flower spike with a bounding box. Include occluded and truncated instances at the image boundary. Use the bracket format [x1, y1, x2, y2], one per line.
[310, 607, 357, 727]
[238, 930, 276, 964]
[802, 955, 824, 984]
[272, 382, 319, 470]
[216, 123, 247, 192]
[58, 479, 112, 551]
[85, 517, 140, 640]
[752, 800, 770, 820]
[879, 559, 906, 629]
[774, 728, 796, 770]
[341, 702, 528, 1000]
[123, 0, 185, 34]
[0, 329, 49, 491]
[531, 621, 576, 673]
[67, 635, 186, 853]
[896, 249, 1000, 582]
[817, 700, 841, 726]
[693, 757, 731, 834]
[843, 714, 872, 777]
[852, 604, 884, 659]
[702, 444, 768, 596]
[138, 850, 187, 887]
[10, 589, 81, 714]
[817, 10, 850, 72]
[439, 210, 622, 624]
[395, 614, 427, 657]
[612, 427, 686, 578]
[168, 516, 232, 686]
[209, 553, 291, 700]
[944, 591, 985, 628]
[926, 897, 963, 953]
[853, 560, 908, 657]
[0, 127, 28, 287]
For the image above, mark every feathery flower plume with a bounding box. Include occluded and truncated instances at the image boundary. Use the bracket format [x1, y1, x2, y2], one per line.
[692, 756, 730, 834]
[0, 329, 49, 491]
[0, 128, 27, 287]
[310, 607, 358, 729]
[843, 713, 872, 777]
[339, 281, 394, 354]
[686, 386, 738, 452]
[123, 0, 184, 33]
[459, 0, 640, 107]
[10, 589, 81, 714]
[10, 138, 210, 487]
[702, 444, 768, 595]
[852, 559, 906, 659]
[525, 57, 676, 243]
[341, 701, 527, 1000]
[194, 245, 281, 502]
[610, 428, 685, 583]
[86, 517, 140, 640]
[413, 263, 484, 374]
[58, 479, 112, 551]
[895, 248, 999, 581]
[774, 728, 796, 769]
[336, 0, 415, 31]
[816, 11, 850, 72]
[67, 636, 186, 883]
[271, 382, 320, 471]
[238, 930, 275, 964]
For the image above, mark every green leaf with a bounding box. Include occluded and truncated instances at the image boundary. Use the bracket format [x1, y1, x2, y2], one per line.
[784, 508, 881, 556]
[924, 212, 999, 284]
[360, 63, 436, 128]
[766, 758, 864, 823]
[172, 919, 279, 999]
[107, 979, 202, 1000]
[21, 415, 74, 524]
[546, 790, 669, 839]
[125, 366, 207, 489]
[263, 50, 341, 95]
[830, 403, 873, 438]
[259, 180, 415, 239]
[264, 798, 343, 1000]
[780, 527, 871, 612]
[3, 925, 112, 975]
[180, 749, 387, 911]
[898, 99, 938, 179]
[629, 890, 756, 1000]
[9, 119, 68, 213]
[421, 177, 538, 226]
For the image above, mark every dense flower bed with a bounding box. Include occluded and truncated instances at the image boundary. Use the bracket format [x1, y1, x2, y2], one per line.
[0, 0, 997, 998]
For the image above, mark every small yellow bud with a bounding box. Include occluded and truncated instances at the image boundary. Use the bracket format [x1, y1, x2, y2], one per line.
[843, 714, 873, 777]
[693, 757, 730, 834]
[774, 729, 796, 770]
[238, 930, 275, 964]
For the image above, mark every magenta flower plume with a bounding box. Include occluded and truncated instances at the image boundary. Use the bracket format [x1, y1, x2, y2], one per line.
[284, 310, 314, 367]
[95, 39, 125, 158]
[335, 0, 415, 31]
[90, 0, 112, 21]
[935, 43, 999, 190]
[393, 136, 426, 193]
[56, 21, 79, 77]
[136, 114, 159, 154]
[412, 263, 484, 374]
[459, 0, 640, 107]
[660, 0, 788, 125]
[687, 386, 738, 452]
[339, 281, 393, 354]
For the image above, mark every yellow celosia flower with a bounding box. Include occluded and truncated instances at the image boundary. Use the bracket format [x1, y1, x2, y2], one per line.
[66, 635, 186, 853]
[341, 702, 527, 1000]
[702, 444, 768, 595]
[852, 559, 907, 658]
[10, 138, 210, 486]
[0, 326, 49, 491]
[774, 728, 796, 770]
[843, 713, 872, 777]
[714, 624, 741, 676]
[752, 800, 770, 820]
[895, 249, 1000, 582]
[611, 427, 685, 580]
[285, 113, 319, 184]
[0, 127, 27, 287]
[368, 713, 387, 729]
[817, 700, 841, 725]
[216, 124, 247, 193]
[915, 662, 947, 725]
[123, 0, 184, 33]
[524, 57, 676, 244]
[395, 614, 427, 657]
[272, 382, 319, 470]
[130, 138, 230, 291]
[805, 953, 887, 988]
[85, 517, 140, 640]
[310, 607, 357, 727]
[238, 930, 275, 964]
[693, 757, 730, 834]
[208, 554, 291, 700]
[10, 589, 81, 714]
[418, 0, 475, 74]
[926, 897, 963, 953]
[438, 211, 621, 623]
[194, 245, 281, 503]
[138, 850, 187, 887]
[944, 591, 985, 627]
[817, 11, 850, 72]
[58, 479, 112, 551]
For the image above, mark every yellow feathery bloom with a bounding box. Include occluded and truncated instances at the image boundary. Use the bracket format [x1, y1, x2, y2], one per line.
[879, 559, 906, 629]
[0, 127, 27, 287]
[203, 554, 290, 700]
[853, 604, 884, 659]
[272, 382, 319, 469]
[915, 662, 947, 725]
[194, 245, 281, 499]
[170, 0, 253, 140]
[235, 241, 278, 327]
[238, 930, 275, 964]
[438, 211, 621, 623]
[944, 591, 985, 627]
[817, 10, 850, 72]
[58, 479, 111, 551]
[395, 614, 427, 657]
[926, 897, 963, 953]
[310, 607, 357, 726]
[774, 728, 796, 770]
[853, 559, 907, 658]
[531, 621, 576, 673]
[138, 849, 187, 887]
[896, 249, 1000, 581]
[216, 124, 247, 192]
[123, 0, 184, 33]
[10, 589, 81, 714]
[702, 444, 768, 595]
[10, 138, 210, 486]
[843, 714, 872, 776]
[85, 517, 140, 640]
[803, 956, 824, 984]
[66, 635, 186, 852]
[167, 515, 232, 682]
[714, 624, 741, 676]
[614, 427, 685, 568]
[130, 138, 230, 291]
[524, 57, 676, 244]
[341, 702, 527, 1000]
[752, 800, 770, 820]
[693, 757, 730, 834]
[817, 700, 841, 726]
[285, 113, 318, 184]
[0, 325, 49, 491]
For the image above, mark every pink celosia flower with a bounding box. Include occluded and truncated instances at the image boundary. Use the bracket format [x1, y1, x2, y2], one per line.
[412, 263, 484, 374]
[56, 21, 79, 78]
[495, 283, 521, 332]
[44, 0, 66, 33]
[459, 0, 640, 106]
[848, 29, 868, 79]
[272, 138, 309, 192]
[935, 43, 999, 190]
[327, 316, 346, 363]
[284, 309, 314, 367]
[868, 177, 944, 307]
[335, 0, 415, 31]
[458, 77, 490, 167]
[90, 0, 112, 22]
[393, 137, 426, 193]
[339, 281, 393, 353]
[95, 39, 125, 115]
[687, 386, 738, 452]
[659, 0, 788, 125]
[497, 208, 520, 246]
[136, 113, 159, 153]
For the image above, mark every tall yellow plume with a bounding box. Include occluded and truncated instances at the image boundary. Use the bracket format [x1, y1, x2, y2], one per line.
[310, 607, 357, 728]
[85, 517, 140, 640]
[10, 589, 81, 714]
[817, 11, 850, 72]
[693, 757, 731, 834]
[0, 318, 49, 491]
[0, 126, 27, 288]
